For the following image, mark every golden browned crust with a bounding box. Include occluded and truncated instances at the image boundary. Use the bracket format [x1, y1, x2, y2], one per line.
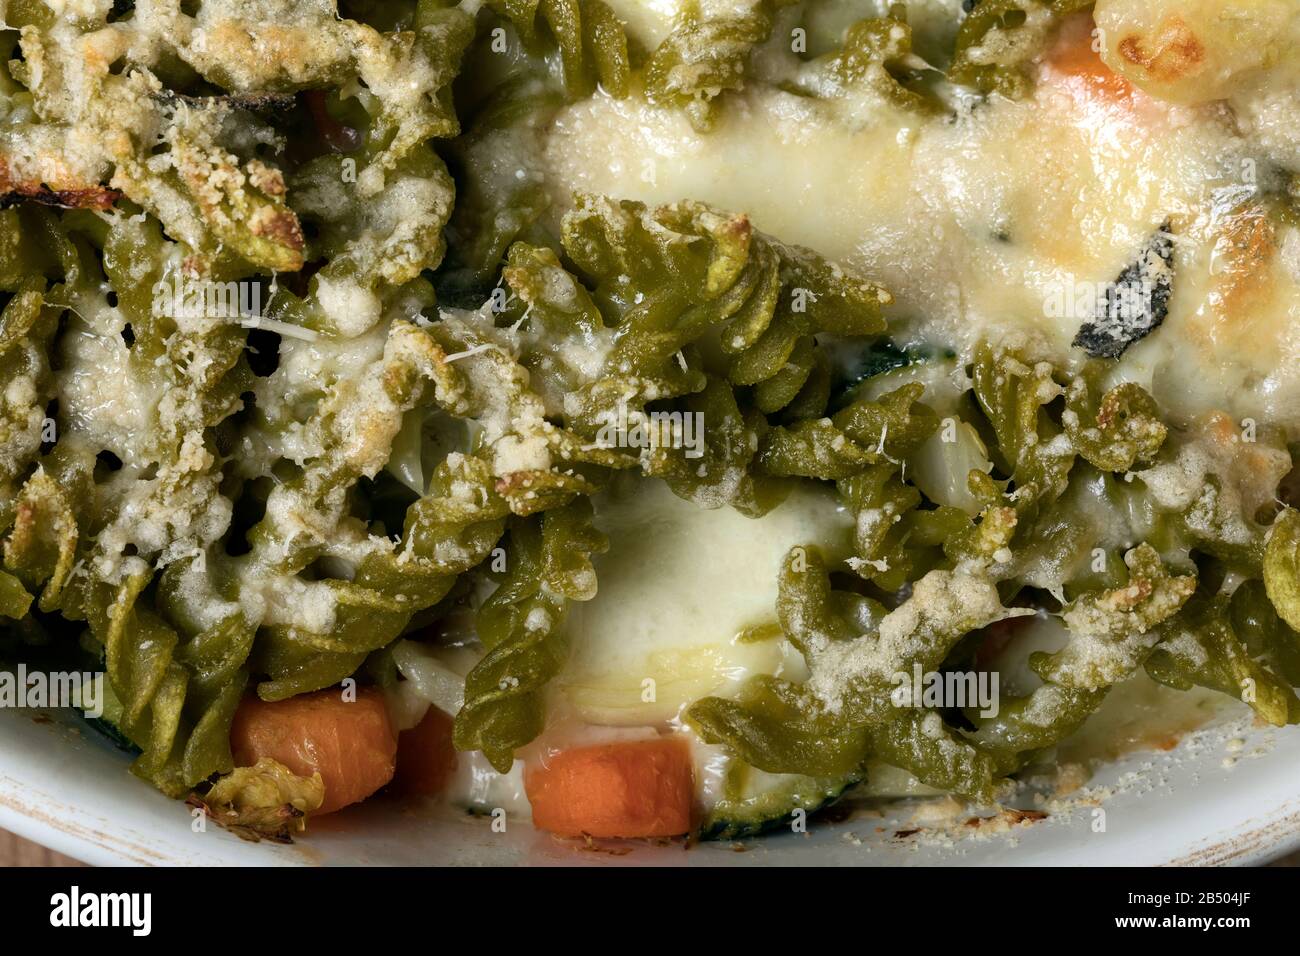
[0, 160, 119, 211]
[1117, 15, 1205, 84]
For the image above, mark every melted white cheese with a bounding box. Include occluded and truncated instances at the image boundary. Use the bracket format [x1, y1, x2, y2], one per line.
[57, 323, 160, 468]
[558, 478, 852, 726]
[601, 0, 689, 48]
[540, 17, 1300, 433]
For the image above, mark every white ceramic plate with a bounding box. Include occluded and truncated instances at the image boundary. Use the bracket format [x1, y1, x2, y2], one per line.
[2, 702, 1298, 866]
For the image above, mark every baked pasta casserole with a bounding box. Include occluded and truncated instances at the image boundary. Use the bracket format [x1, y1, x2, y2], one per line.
[1, 0, 1299, 845]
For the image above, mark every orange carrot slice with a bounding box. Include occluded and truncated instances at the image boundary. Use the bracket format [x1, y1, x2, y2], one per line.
[230, 687, 396, 815]
[1048, 15, 1139, 103]
[394, 706, 458, 797]
[525, 738, 694, 839]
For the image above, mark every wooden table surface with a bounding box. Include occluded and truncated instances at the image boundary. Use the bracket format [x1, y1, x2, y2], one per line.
[0, 828, 84, 866]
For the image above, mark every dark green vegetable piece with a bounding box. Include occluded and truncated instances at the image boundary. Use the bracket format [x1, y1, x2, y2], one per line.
[698, 764, 862, 841]
[1073, 222, 1175, 359]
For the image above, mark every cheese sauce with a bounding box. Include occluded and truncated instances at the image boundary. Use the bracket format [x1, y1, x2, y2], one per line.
[540, 11, 1300, 433]
[559, 477, 851, 726]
